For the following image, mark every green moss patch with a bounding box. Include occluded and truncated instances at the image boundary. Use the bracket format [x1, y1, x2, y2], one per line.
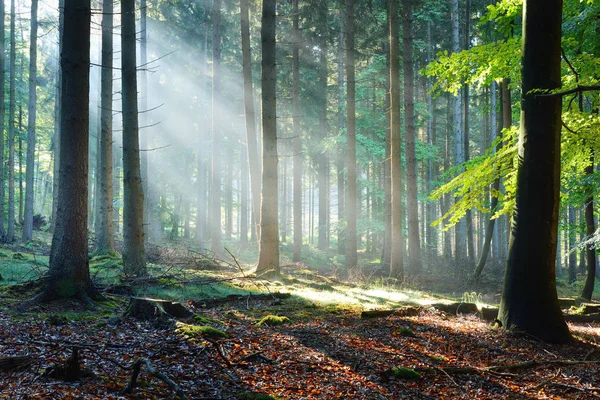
[237, 393, 280, 400]
[256, 315, 290, 327]
[176, 322, 228, 339]
[391, 366, 421, 380]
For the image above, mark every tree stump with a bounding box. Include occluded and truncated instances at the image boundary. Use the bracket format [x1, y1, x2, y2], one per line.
[431, 302, 479, 315]
[125, 297, 193, 321]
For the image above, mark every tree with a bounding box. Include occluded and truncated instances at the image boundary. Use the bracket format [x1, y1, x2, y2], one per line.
[256, 0, 279, 275]
[389, 0, 403, 278]
[211, 0, 223, 256]
[317, 3, 329, 251]
[6, 0, 15, 243]
[292, 0, 302, 262]
[498, 0, 571, 344]
[23, 0, 38, 242]
[50, 0, 64, 234]
[33, 0, 96, 303]
[95, 0, 115, 255]
[122, 0, 146, 275]
[240, 0, 261, 245]
[0, 0, 5, 240]
[403, 0, 422, 274]
[345, 0, 357, 272]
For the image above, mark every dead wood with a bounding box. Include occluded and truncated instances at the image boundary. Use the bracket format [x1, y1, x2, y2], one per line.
[0, 355, 33, 372]
[45, 347, 93, 382]
[479, 307, 499, 322]
[558, 298, 578, 308]
[121, 357, 189, 400]
[125, 297, 193, 320]
[430, 302, 479, 315]
[361, 306, 422, 319]
[189, 292, 291, 309]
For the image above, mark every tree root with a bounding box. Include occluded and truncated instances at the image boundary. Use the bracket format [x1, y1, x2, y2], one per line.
[120, 357, 189, 400]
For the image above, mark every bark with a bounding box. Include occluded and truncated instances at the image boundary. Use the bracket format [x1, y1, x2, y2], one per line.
[0, 0, 4, 239]
[22, 0, 38, 242]
[568, 206, 577, 283]
[240, 0, 260, 243]
[498, 0, 570, 343]
[122, 0, 146, 275]
[6, 0, 15, 242]
[36, 0, 96, 302]
[403, 0, 421, 275]
[345, 0, 357, 272]
[211, 0, 222, 255]
[140, 0, 149, 246]
[382, 37, 391, 269]
[463, 0, 475, 264]
[240, 140, 248, 244]
[95, 0, 115, 255]
[256, 0, 279, 275]
[389, 0, 403, 278]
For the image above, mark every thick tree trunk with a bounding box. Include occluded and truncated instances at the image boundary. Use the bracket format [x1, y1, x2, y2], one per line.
[256, 0, 279, 275]
[382, 34, 391, 269]
[240, 0, 260, 244]
[122, 0, 146, 275]
[140, 0, 149, 247]
[36, 0, 95, 302]
[0, 0, 5, 239]
[95, 0, 115, 255]
[389, 0, 403, 278]
[50, 0, 64, 234]
[403, 0, 421, 275]
[22, 0, 38, 242]
[291, 0, 302, 261]
[317, 4, 328, 251]
[344, 0, 357, 272]
[210, 0, 222, 255]
[498, 0, 570, 343]
[581, 157, 596, 301]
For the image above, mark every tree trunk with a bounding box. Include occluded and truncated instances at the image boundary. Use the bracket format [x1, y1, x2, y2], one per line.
[36, 0, 96, 303]
[403, 0, 421, 275]
[22, 0, 38, 242]
[498, 0, 570, 343]
[382, 33, 391, 269]
[0, 0, 5, 239]
[389, 0, 403, 278]
[240, 139, 248, 244]
[95, 0, 115, 255]
[6, 0, 16, 243]
[256, 0, 279, 275]
[581, 156, 596, 301]
[210, 0, 222, 255]
[568, 206, 577, 284]
[50, 0, 64, 234]
[336, 15, 345, 256]
[122, 0, 146, 276]
[291, 0, 302, 261]
[240, 0, 260, 244]
[140, 0, 149, 248]
[317, 4, 328, 251]
[344, 0, 357, 273]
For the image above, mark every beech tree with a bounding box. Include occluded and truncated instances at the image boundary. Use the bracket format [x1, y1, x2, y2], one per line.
[498, 0, 570, 343]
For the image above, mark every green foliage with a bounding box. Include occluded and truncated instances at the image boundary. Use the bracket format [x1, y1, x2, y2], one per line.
[391, 366, 421, 380]
[237, 393, 280, 400]
[430, 127, 518, 230]
[462, 292, 482, 305]
[256, 315, 291, 327]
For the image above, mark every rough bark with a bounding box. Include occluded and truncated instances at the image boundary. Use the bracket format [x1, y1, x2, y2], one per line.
[140, 0, 149, 247]
[344, 0, 357, 272]
[256, 0, 280, 275]
[36, 0, 96, 302]
[50, 0, 64, 234]
[95, 0, 115, 255]
[581, 157, 596, 301]
[403, 0, 421, 275]
[0, 0, 5, 239]
[336, 16, 345, 256]
[122, 0, 146, 275]
[317, 4, 328, 250]
[291, 0, 302, 261]
[498, 0, 571, 343]
[389, 0, 403, 278]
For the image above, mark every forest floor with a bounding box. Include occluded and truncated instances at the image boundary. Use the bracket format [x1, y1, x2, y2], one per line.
[0, 235, 599, 399]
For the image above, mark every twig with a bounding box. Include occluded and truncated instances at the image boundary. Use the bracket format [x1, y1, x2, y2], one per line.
[120, 357, 189, 400]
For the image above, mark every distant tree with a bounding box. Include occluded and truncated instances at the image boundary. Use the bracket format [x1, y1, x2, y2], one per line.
[389, 0, 403, 278]
[498, 0, 571, 343]
[22, 0, 38, 242]
[256, 0, 280, 275]
[0, 0, 5, 239]
[292, 0, 301, 262]
[211, 0, 223, 256]
[6, 0, 15, 243]
[34, 0, 96, 303]
[345, 0, 357, 272]
[122, 0, 146, 275]
[95, 0, 115, 255]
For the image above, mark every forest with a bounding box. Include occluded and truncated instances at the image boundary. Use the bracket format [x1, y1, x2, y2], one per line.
[0, 0, 600, 398]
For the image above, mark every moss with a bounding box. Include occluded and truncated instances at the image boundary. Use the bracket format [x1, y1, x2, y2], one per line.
[397, 327, 416, 337]
[391, 366, 421, 380]
[176, 323, 228, 339]
[256, 315, 290, 327]
[12, 253, 27, 260]
[0, 252, 8, 258]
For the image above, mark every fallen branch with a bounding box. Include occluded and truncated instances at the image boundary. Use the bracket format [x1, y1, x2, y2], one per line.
[532, 380, 600, 398]
[0, 355, 33, 372]
[121, 357, 189, 400]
